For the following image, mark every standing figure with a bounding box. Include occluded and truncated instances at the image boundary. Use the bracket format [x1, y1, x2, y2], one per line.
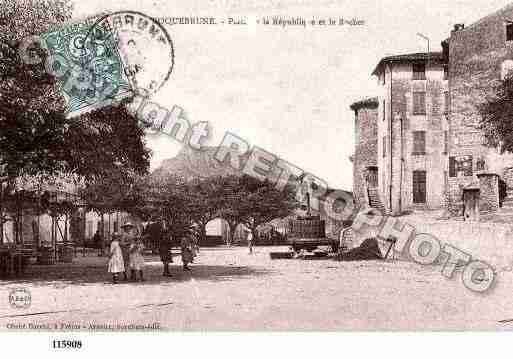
[246, 228, 254, 254]
[120, 222, 137, 281]
[159, 230, 174, 277]
[129, 237, 145, 281]
[93, 228, 104, 257]
[180, 236, 194, 271]
[191, 236, 199, 259]
[108, 233, 124, 284]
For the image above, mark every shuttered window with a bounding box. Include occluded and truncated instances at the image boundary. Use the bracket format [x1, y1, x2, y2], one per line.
[476, 158, 485, 171]
[449, 157, 456, 177]
[413, 63, 426, 80]
[461, 156, 473, 176]
[412, 131, 426, 155]
[413, 92, 426, 115]
[508, 23, 513, 42]
[449, 156, 473, 177]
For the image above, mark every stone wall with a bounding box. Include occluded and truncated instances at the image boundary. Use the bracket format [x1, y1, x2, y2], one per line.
[447, 5, 513, 213]
[352, 100, 378, 207]
[477, 173, 499, 213]
[503, 167, 513, 189]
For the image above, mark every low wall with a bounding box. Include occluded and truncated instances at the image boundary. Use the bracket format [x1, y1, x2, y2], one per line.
[401, 218, 513, 270]
[348, 214, 513, 270]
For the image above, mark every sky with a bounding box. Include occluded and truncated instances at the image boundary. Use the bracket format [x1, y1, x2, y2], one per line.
[73, 0, 513, 192]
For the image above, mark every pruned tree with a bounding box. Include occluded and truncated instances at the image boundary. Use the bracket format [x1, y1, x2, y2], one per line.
[237, 176, 299, 240]
[479, 74, 513, 153]
[183, 177, 225, 244]
[145, 170, 299, 246]
[135, 176, 194, 241]
[217, 175, 250, 245]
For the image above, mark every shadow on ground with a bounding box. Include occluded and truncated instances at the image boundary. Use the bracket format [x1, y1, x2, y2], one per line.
[0, 256, 272, 287]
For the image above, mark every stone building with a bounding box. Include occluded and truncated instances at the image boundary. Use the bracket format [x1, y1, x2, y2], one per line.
[352, 3, 513, 218]
[444, 4, 513, 216]
[353, 53, 449, 215]
[350, 98, 380, 210]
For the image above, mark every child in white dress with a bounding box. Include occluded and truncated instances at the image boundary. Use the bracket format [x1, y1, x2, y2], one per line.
[108, 233, 124, 284]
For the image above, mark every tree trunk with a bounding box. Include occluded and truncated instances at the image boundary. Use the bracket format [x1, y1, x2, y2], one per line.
[0, 181, 3, 245]
[100, 211, 105, 239]
[108, 213, 111, 242]
[228, 221, 238, 246]
[200, 223, 207, 245]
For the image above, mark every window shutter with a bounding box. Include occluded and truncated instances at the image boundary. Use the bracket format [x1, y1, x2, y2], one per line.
[507, 23, 513, 42]
[449, 157, 456, 177]
[413, 92, 427, 115]
[413, 64, 426, 80]
[413, 131, 426, 155]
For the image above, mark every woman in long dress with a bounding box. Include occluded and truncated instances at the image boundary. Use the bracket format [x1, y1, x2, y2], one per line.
[180, 236, 194, 271]
[120, 222, 137, 281]
[108, 233, 124, 284]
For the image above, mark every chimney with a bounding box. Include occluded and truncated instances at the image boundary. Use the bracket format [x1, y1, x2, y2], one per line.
[453, 23, 465, 32]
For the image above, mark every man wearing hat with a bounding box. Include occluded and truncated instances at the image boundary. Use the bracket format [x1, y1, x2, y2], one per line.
[120, 222, 137, 281]
[158, 221, 174, 277]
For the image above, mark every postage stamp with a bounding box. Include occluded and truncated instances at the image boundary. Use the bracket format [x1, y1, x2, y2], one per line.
[39, 11, 174, 117]
[41, 19, 133, 117]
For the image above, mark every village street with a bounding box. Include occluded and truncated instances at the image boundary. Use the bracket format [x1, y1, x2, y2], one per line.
[0, 246, 511, 331]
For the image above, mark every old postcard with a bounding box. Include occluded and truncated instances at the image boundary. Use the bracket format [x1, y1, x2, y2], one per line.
[2, 0, 513, 348]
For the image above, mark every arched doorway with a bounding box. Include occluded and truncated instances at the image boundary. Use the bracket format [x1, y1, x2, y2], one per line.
[204, 218, 230, 246]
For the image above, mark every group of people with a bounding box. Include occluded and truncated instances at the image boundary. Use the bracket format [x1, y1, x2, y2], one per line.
[107, 222, 145, 284]
[107, 222, 198, 284]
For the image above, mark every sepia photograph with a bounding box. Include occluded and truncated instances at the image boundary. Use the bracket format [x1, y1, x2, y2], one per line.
[1, 0, 513, 356]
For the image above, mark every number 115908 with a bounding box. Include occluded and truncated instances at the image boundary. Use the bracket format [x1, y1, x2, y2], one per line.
[52, 340, 82, 349]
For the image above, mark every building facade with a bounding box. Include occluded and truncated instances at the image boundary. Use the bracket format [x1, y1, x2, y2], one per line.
[445, 5, 513, 215]
[352, 3, 513, 217]
[353, 53, 449, 215]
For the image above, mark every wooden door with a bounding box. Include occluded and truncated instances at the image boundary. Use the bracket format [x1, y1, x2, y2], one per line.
[413, 171, 427, 204]
[463, 190, 480, 222]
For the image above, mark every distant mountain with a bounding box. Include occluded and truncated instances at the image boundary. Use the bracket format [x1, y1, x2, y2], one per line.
[151, 145, 241, 181]
[151, 145, 351, 199]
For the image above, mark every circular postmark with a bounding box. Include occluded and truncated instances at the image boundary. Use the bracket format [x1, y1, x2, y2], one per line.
[87, 11, 174, 98]
[8, 288, 31, 309]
